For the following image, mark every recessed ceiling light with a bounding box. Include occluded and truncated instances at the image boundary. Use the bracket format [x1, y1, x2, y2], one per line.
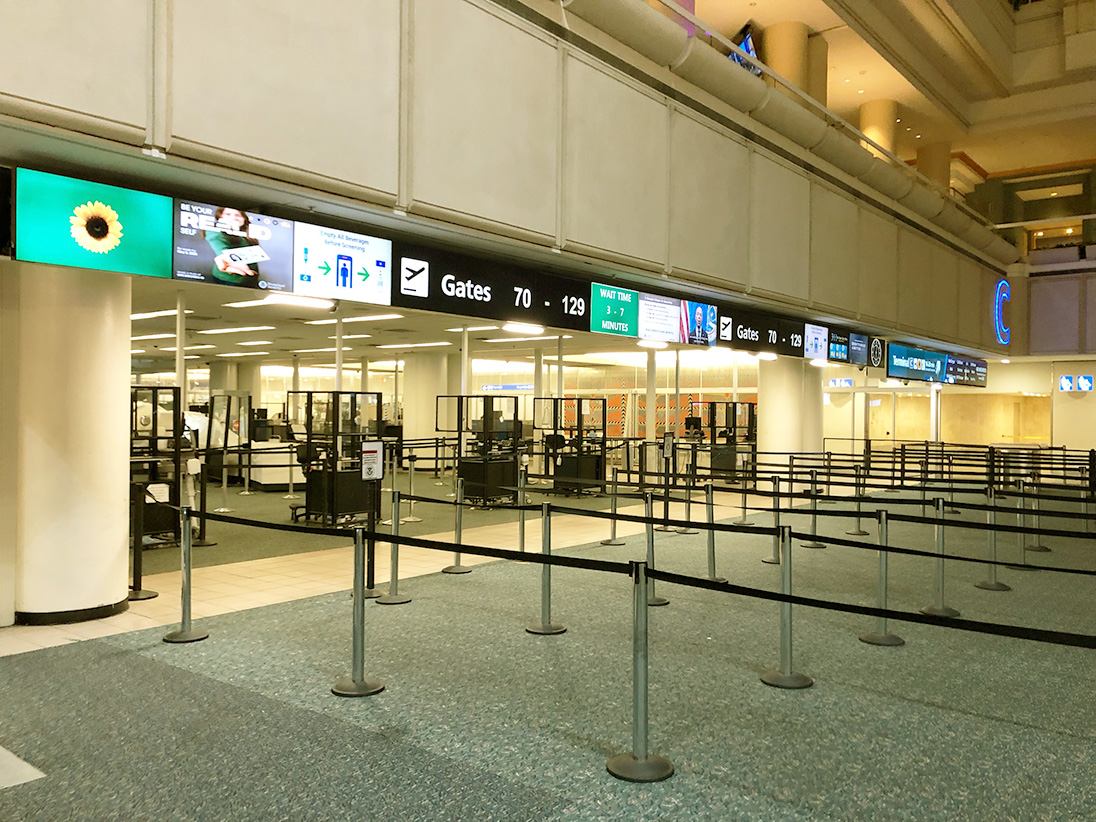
[1066, 227, 1074, 234]
[895, 118, 901, 123]
[809, 358, 828, 368]
[130, 349, 146, 355]
[756, 352, 778, 361]
[445, 326, 499, 332]
[1036, 231, 1044, 237]
[196, 326, 276, 335]
[483, 335, 571, 343]
[376, 341, 452, 349]
[637, 340, 667, 349]
[906, 127, 911, 131]
[844, 78, 850, 83]
[915, 134, 922, 138]
[130, 309, 194, 320]
[291, 347, 354, 353]
[1001, 358, 1010, 364]
[305, 314, 403, 325]
[502, 322, 545, 335]
[857, 89, 864, 94]
[183, 355, 200, 360]
[161, 344, 216, 352]
[131, 333, 176, 341]
[331, 334, 372, 340]
[1050, 192, 1057, 196]
[217, 351, 269, 357]
[237, 340, 273, 346]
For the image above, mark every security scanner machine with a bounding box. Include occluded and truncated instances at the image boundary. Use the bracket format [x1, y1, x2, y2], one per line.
[131, 386, 187, 538]
[205, 390, 251, 484]
[436, 394, 521, 506]
[688, 401, 757, 480]
[285, 391, 383, 525]
[533, 396, 607, 494]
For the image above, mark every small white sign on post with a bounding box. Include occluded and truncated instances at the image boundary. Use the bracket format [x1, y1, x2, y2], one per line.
[361, 441, 385, 481]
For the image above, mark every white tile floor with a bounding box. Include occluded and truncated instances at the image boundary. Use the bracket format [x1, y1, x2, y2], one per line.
[0, 495, 753, 658]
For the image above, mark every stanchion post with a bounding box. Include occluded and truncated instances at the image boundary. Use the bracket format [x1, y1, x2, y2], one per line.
[821, 452, 835, 503]
[655, 450, 673, 532]
[945, 456, 960, 514]
[644, 493, 669, 606]
[676, 459, 699, 535]
[802, 470, 825, 549]
[859, 511, 904, 646]
[332, 526, 385, 696]
[705, 483, 726, 582]
[238, 445, 254, 496]
[163, 507, 208, 643]
[760, 527, 812, 689]
[215, 446, 233, 513]
[601, 467, 626, 546]
[920, 498, 960, 617]
[284, 445, 299, 500]
[846, 465, 870, 536]
[762, 476, 781, 564]
[527, 503, 566, 635]
[400, 454, 422, 523]
[975, 487, 1010, 591]
[377, 491, 411, 605]
[1027, 472, 1049, 552]
[518, 464, 528, 552]
[1008, 479, 1038, 571]
[606, 561, 674, 783]
[364, 508, 381, 598]
[443, 478, 472, 574]
[128, 483, 158, 601]
[735, 480, 753, 526]
[194, 461, 216, 547]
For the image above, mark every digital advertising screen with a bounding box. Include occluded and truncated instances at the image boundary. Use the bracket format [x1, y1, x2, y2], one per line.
[14, 168, 173, 278]
[638, 292, 682, 342]
[682, 300, 717, 346]
[292, 222, 391, 305]
[803, 323, 828, 359]
[828, 329, 850, 363]
[943, 354, 988, 387]
[590, 283, 639, 337]
[173, 199, 294, 291]
[887, 343, 946, 382]
[848, 333, 868, 366]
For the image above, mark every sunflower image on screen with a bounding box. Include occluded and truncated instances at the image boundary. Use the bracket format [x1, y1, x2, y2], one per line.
[70, 201, 123, 254]
[204, 207, 270, 286]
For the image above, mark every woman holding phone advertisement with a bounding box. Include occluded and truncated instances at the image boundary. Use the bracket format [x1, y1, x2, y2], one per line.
[204, 207, 262, 286]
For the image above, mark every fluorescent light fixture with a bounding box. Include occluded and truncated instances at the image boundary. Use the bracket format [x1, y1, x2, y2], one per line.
[217, 351, 269, 357]
[131, 333, 176, 341]
[161, 344, 216, 352]
[809, 358, 828, 367]
[446, 325, 499, 332]
[305, 314, 403, 325]
[637, 339, 668, 349]
[483, 335, 571, 343]
[130, 349, 146, 354]
[291, 347, 353, 353]
[197, 326, 276, 335]
[501, 322, 545, 335]
[130, 309, 193, 320]
[330, 334, 371, 340]
[224, 293, 335, 310]
[183, 355, 200, 360]
[376, 341, 451, 349]
[756, 352, 778, 361]
[238, 340, 273, 346]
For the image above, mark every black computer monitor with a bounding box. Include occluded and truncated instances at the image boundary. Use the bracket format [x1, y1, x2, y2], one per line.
[685, 416, 703, 432]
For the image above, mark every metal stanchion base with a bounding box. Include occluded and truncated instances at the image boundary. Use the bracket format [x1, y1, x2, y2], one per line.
[283, 493, 300, 500]
[707, 575, 727, 583]
[653, 524, 674, 532]
[760, 670, 813, 689]
[675, 527, 700, 535]
[761, 556, 780, 565]
[734, 519, 754, 526]
[920, 605, 960, 618]
[363, 588, 383, 599]
[845, 528, 870, 537]
[163, 628, 209, 644]
[607, 753, 674, 783]
[376, 592, 412, 605]
[1005, 564, 1038, 572]
[213, 507, 234, 513]
[800, 540, 825, 549]
[974, 580, 1011, 591]
[647, 595, 669, 606]
[600, 537, 626, 546]
[380, 518, 394, 526]
[238, 490, 255, 496]
[331, 676, 384, 697]
[945, 507, 960, 515]
[192, 539, 217, 547]
[399, 516, 423, 524]
[1026, 543, 1051, 552]
[442, 565, 472, 574]
[859, 632, 905, 647]
[526, 622, 566, 635]
[128, 588, 158, 601]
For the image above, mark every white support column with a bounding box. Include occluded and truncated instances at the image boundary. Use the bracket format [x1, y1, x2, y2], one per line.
[758, 356, 824, 469]
[930, 384, 942, 442]
[646, 350, 657, 442]
[460, 328, 470, 395]
[334, 318, 344, 392]
[0, 263, 131, 625]
[360, 357, 370, 392]
[403, 353, 448, 441]
[674, 351, 681, 436]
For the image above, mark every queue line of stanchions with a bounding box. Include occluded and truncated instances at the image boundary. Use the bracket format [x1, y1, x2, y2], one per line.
[151, 470, 1096, 784]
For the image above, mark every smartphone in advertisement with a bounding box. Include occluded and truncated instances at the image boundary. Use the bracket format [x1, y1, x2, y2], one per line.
[337, 254, 353, 288]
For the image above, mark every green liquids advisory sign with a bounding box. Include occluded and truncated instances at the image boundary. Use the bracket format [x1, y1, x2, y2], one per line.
[15, 168, 174, 278]
[590, 282, 639, 336]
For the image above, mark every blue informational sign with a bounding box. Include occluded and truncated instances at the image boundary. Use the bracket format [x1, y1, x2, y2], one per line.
[886, 343, 946, 383]
[481, 384, 534, 391]
[994, 279, 1011, 346]
[1079, 376, 1093, 392]
[828, 378, 854, 388]
[1059, 375, 1074, 392]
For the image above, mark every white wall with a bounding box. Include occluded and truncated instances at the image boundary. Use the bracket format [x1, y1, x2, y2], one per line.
[1052, 361, 1096, 450]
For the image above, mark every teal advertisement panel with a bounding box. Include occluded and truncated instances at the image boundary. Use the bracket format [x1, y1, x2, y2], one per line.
[14, 168, 173, 278]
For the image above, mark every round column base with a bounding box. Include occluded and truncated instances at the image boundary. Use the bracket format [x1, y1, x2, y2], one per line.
[163, 628, 209, 644]
[526, 622, 566, 635]
[399, 516, 424, 524]
[607, 753, 674, 783]
[920, 604, 960, 618]
[859, 632, 905, 647]
[442, 565, 472, 575]
[974, 580, 1011, 591]
[761, 670, 813, 689]
[128, 588, 158, 602]
[376, 593, 411, 605]
[331, 676, 384, 697]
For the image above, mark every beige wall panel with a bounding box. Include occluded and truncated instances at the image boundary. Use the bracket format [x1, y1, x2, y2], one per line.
[668, 113, 749, 288]
[172, 0, 399, 192]
[749, 153, 809, 301]
[929, 243, 959, 340]
[1052, 361, 1096, 449]
[808, 184, 858, 312]
[896, 227, 934, 330]
[1086, 277, 1096, 353]
[857, 209, 898, 324]
[563, 56, 668, 264]
[1029, 277, 1082, 354]
[955, 257, 982, 346]
[412, 0, 558, 237]
[0, 0, 148, 127]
